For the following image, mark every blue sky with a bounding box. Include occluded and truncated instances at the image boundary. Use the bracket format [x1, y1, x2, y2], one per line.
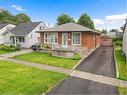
[0, 0, 126, 30]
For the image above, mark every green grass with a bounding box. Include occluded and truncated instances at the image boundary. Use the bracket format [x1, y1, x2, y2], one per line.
[115, 46, 127, 80]
[0, 60, 67, 94]
[14, 52, 79, 69]
[115, 46, 127, 95]
[118, 87, 127, 95]
[0, 50, 11, 54]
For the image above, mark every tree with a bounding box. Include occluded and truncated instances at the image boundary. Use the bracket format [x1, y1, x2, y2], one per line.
[109, 29, 118, 32]
[77, 13, 95, 29]
[0, 9, 31, 25]
[15, 13, 31, 24]
[56, 14, 75, 25]
[0, 9, 15, 24]
[101, 29, 107, 34]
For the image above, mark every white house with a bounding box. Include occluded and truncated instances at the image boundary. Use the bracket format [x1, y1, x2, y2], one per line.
[122, 19, 127, 58]
[2, 22, 47, 48]
[0, 24, 15, 44]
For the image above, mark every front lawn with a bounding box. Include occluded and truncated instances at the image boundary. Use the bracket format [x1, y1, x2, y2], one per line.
[115, 46, 127, 80]
[0, 50, 11, 54]
[14, 52, 79, 69]
[115, 46, 127, 95]
[0, 60, 67, 94]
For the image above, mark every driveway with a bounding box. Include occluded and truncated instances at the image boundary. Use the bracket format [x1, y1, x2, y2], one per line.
[76, 46, 116, 78]
[47, 46, 118, 94]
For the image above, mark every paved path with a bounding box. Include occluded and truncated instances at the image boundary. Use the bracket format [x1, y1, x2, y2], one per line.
[48, 46, 126, 94]
[76, 46, 116, 78]
[0, 57, 126, 88]
[0, 49, 33, 57]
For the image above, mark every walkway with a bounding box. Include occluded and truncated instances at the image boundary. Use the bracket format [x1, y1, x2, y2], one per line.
[0, 49, 33, 57]
[0, 57, 126, 88]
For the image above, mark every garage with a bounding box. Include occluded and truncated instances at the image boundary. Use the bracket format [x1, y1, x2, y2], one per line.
[100, 35, 113, 46]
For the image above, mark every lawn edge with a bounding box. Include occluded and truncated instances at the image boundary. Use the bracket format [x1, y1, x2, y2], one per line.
[113, 45, 119, 78]
[43, 75, 69, 95]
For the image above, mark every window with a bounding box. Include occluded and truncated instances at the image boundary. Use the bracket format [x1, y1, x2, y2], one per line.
[73, 32, 81, 45]
[44, 33, 58, 44]
[18, 37, 25, 42]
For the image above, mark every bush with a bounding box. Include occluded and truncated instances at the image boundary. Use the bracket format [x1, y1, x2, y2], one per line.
[113, 38, 123, 46]
[0, 45, 20, 51]
[71, 53, 81, 60]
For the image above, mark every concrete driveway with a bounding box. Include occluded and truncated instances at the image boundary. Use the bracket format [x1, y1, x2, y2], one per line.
[47, 46, 118, 94]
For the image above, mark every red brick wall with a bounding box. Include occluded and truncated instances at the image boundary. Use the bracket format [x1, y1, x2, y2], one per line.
[81, 32, 100, 50]
[68, 32, 72, 46]
[58, 32, 62, 45]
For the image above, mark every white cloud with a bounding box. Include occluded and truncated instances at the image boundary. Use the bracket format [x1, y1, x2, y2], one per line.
[93, 19, 104, 25]
[105, 13, 127, 22]
[93, 13, 127, 31]
[11, 4, 24, 11]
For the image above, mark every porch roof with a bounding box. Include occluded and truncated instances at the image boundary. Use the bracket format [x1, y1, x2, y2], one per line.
[0, 24, 8, 29]
[37, 22, 100, 34]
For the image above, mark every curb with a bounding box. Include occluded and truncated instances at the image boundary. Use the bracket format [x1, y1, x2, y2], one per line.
[43, 75, 69, 95]
[113, 44, 119, 78]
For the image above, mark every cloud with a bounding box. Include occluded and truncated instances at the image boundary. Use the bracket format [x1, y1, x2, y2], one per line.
[105, 13, 127, 22]
[93, 19, 104, 25]
[93, 13, 127, 30]
[11, 4, 24, 11]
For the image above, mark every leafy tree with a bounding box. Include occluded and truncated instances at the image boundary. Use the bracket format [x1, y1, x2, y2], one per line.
[0, 9, 15, 24]
[77, 13, 95, 29]
[109, 29, 118, 32]
[14, 13, 31, 24]
[56, 14, 75, 25]
[0, 9, 31, 25]
[101, 29, 107, 34]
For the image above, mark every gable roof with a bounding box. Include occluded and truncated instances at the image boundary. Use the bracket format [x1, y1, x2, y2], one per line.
[0, 24, 8, 29]
[38, 22, 99, 34]
[10, 22, 41, 36]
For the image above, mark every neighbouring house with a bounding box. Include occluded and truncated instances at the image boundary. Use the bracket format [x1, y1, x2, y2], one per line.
[106, 32, 116, 38]
[0, 24, 15, 45]
[122, 19, 127, 57]
[106, 31, 123, 38]
[38, 22, 100, 58]
[2, 22, 47, 48]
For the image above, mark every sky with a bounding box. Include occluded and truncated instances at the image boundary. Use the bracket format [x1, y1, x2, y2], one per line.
[0, 0, 126, 31]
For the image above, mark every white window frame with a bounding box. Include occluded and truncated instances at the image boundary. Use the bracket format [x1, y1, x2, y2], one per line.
[72, 32, 81, 45]
[44, 33, 58, 44]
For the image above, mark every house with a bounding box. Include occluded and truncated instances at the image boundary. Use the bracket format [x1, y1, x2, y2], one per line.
[2, 22, 47, 48]
[0, 24, 15, 45]
[122, 19, 127, 57]
[106, 32, 116, 38]
[38, 22, 100, 58]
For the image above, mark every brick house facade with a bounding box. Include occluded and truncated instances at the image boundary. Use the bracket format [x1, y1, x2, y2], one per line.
[38, 23, 100, 58]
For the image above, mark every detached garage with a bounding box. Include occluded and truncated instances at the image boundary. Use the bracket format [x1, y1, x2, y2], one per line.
[100, 35, 113, 46]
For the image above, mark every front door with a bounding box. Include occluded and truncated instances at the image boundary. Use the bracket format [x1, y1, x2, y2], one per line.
[62, 33, 68, 48]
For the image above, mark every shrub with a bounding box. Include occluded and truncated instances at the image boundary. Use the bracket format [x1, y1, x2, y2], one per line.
[0, 45, 20, 51]
[71, 53, 81, 60]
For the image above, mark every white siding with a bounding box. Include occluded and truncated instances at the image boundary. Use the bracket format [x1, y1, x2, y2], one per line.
[0, 24, 15, 44]
[122, 26, 127, 58]
[18, 22, 47, 48]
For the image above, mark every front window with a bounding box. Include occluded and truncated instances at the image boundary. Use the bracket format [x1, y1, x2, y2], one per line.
[18, 37, 25, 42]
[73, 32, 81, 45]
[44, 33, 58, 44]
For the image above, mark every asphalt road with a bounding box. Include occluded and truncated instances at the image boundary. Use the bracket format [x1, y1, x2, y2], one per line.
[47, 46, 118, 94]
